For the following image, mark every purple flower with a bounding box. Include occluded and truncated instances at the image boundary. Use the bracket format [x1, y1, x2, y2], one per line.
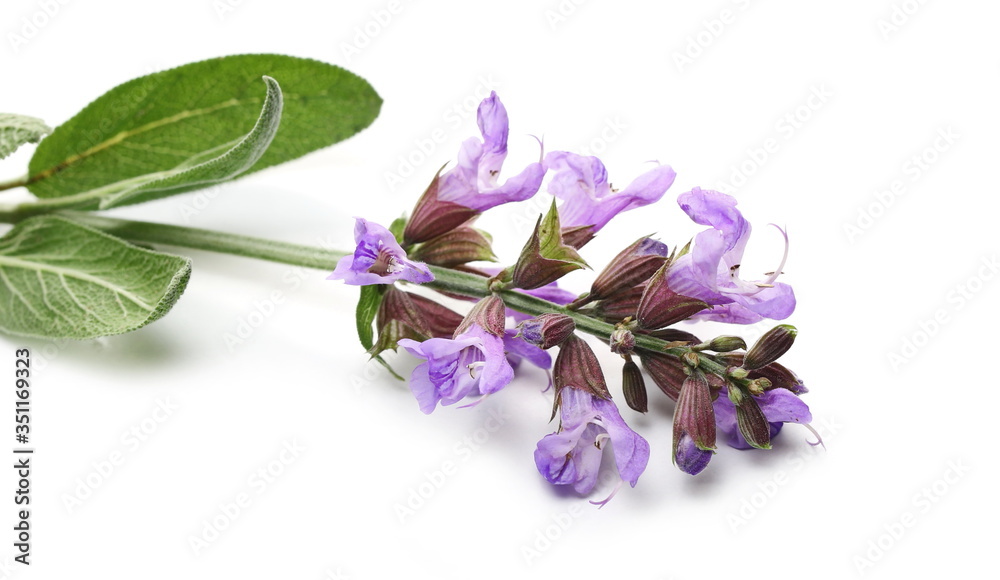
[544, 151, 676, 232]
[398, 324, 514, 414]
[666, 187, 795, 323]
[713, 388, 812, 449]
[675, 433, 713, 475]
[503, 329, 552, 370]
[534, 387, 649, 496]
[328, 218, 433, 285]
[436, 91, 545, 211]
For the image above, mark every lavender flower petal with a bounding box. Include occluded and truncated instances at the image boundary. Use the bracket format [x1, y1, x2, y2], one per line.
[544, 151, 676, 232]
[436, 92, 544, 212]
[328, 218, 433, 286]
[675, 433, 713, 475]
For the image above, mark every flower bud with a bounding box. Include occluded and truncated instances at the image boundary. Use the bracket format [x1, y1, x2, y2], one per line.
[751, 361, 807, 394]
[636, 264, 709, 330]
[682, 351, 700, 367]
[370, 287, 464, 356]
[638, 352, 686, 400]
[587, 285, 645, 323]
[609, 327, 635, 356]
[561, 225, 596, 250]
[517, 313, 575, 350]
[554, 335, 611, 401]
[455, 294, 507, 337]
[708, 336, 747, 352]
[590, 237, 669, 301]
[621, 360, 647, 413]
[675, 433, 712, 475]
[408, 227, 496, 267]
[403, 170, 481, 245]
[744, 324, 797, 370]
[729, 385, 771, 449]
[646, 328, 701, 345]
[672, 372, 717, 472]
[719, 354, 807, 394]
[511, 202, 588, 290]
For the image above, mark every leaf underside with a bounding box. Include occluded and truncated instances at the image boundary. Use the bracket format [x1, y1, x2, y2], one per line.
[0, 216, 191, 339]
[0, 113, 50, 160]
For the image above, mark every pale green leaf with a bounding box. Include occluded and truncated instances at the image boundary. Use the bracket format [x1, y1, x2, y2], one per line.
[0, 216, 191, 339]
[0, 113, 50, 160]
[96, 75, 282, 209]
[27, 54, 381, 207]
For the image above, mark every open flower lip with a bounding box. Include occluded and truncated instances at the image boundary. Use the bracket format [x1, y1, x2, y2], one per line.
[328, 218, 433, 285]
[534, 386, 650, 495]
[435, 91, 546, 212]
[666, 187, 795, 324]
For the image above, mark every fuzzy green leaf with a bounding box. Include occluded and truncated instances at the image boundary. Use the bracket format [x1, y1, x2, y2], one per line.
[0, 113, 50, 160]
[356, 284, 384, 351]
[27, 54, 381, 207]
[0, 216, 191, 339]
[95, 75, 282, 209]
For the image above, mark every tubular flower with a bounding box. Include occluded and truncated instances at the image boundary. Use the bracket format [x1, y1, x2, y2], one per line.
[328, 218, 432, 285]
[544, 151, 676, 237]
[666, 187, 795, 323]
[534, 386, 649, 498]
[398, 296, 513, 413]
[436, 91, 545, 212]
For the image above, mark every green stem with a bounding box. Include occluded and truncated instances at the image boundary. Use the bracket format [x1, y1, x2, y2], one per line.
[0, 210, 732, 377]
[62, 212, 347, 270]
[0, 174, 29, 192]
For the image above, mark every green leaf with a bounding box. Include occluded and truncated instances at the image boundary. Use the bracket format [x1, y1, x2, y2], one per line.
[95, 76, 282, 209]
[355, 284, 384, 351]
[0, 113, 51, 160]
[27, 54, 382, 207]
[388, 215, 407, 245]
[0, 216, 191, 339]
[354, 284, 402, 380]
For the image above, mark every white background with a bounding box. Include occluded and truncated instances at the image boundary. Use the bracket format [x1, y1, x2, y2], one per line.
[1, 0, 997, 578]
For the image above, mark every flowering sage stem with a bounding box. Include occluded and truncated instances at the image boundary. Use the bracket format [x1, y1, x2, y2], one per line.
[0, 210, 730, 375]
